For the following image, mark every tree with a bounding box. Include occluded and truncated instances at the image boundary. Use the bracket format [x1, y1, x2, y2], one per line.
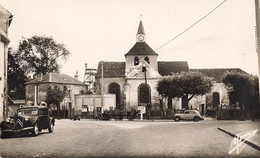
[156, 71, 213, 109]
[7, 48, 28, 99]
[222, 71, 258, 109]
[14, 35, 70, 77]
[45, 85, 67, 119]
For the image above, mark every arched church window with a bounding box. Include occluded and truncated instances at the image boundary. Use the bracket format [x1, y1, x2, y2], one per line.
[138, 84, 151, 106]
[144, 57, 150, 64]
[134, 57, 139, 66]
[108, 83, 121, 108]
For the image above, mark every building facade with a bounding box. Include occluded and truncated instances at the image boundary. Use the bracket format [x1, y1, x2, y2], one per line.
[96, 20, 189, 112]
[95, 20, 247, 116]
[25, 73, 87, 116]
[0, 5, 12, 122]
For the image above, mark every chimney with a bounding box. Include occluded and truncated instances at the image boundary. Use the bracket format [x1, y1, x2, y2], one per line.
[38, 73, 43, 81]
[74, 71, 79, 80]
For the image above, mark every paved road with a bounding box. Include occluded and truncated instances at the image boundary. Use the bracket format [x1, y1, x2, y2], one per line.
[0, 119, 260, 157]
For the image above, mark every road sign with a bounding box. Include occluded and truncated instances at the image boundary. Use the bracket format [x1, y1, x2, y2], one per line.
[138, 106, 146, 113]
[137, 106, 146, 120]
[82, 105, 88, 112]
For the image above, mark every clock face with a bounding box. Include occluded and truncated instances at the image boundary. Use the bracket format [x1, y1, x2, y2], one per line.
[138, 35, 144, 42]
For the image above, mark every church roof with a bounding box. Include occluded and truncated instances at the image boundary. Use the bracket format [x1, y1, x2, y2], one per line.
[158, 61, 189, 76]
[96, 62, 125, 78]
[96, 61, 190, 78]
[190, 68, 247, 83]
[26, 73, 84, 85]
[125, 42, 158, 56]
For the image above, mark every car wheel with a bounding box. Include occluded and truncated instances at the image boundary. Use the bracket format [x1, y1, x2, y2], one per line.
[32, 123, 39, 136]
[174, 117, 180, 122]
[194, 117, 200, 122]
[48, 123, 54, 133]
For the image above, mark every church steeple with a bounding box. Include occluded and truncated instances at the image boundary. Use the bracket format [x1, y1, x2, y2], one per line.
[137, 20, 145, 34]
[136, 19, 146, 42]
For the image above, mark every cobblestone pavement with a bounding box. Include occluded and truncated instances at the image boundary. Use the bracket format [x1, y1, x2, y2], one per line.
[0, 119, 260, 157]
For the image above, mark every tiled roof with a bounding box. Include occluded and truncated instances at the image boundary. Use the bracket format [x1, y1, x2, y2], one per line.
[125, 42, 158, 56]
[96, 62, 125, 78]
[26, 73, 84, 85]
[158, 61, 189, 76]
[190, 68, 247, 82]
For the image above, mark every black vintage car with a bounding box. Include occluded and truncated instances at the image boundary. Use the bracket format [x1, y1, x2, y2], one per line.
[1, 106, 55, 138]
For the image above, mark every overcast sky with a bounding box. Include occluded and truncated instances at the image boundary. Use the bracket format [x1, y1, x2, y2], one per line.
[1, 0, 257, 81]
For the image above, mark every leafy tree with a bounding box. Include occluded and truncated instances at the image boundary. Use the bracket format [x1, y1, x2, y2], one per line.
[14, 35, 70, 77]
[156, 71, 213, 109]
[7, 48, 28, 99]
[222, 71, 258, 108]
[45, 85, 67, 119]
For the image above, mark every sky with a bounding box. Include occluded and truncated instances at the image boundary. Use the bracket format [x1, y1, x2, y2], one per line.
[0, 0, 258, 81]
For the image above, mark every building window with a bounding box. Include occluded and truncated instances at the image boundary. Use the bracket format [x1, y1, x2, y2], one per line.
[66, 90, 71, 98]
[134, 57, 139, 66]
[138, 84, 151, 106]
[144, 57, 150, 64]
[108, 83, 121, 108]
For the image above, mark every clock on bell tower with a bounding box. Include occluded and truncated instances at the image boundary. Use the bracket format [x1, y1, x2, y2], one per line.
[136, 20, 146, 42]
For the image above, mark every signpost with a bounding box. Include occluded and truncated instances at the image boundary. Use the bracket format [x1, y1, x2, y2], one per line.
[138, 106, 146, 120]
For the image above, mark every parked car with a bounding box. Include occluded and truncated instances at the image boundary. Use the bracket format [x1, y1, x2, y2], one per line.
[174, 110, 204, 122]
[1, 106, 55, 138]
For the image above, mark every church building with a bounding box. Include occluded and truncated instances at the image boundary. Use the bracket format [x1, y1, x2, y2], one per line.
[95, 20, 189, 112]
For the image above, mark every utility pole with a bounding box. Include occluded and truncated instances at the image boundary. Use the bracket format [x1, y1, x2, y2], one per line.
[255, 0, 260, 102]
[101, 61, 104, 113]
[142, 66, 150, 120]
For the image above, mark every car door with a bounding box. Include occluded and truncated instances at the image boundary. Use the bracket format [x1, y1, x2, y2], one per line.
[183, 111, 190, 120]
[38, 108, 49, 129]
[189, 111, 196, 120]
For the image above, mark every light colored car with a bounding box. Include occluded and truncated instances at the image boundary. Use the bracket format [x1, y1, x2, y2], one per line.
[174, 110, 204, 122]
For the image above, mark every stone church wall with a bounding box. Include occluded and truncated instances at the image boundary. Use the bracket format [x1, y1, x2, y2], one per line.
[100, 77, 125, 107]
[125, 55, 158, 74]
[125, 78, 159, 110]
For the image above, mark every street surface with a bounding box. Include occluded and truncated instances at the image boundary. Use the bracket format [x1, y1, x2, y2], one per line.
[0, 118, 260, 157]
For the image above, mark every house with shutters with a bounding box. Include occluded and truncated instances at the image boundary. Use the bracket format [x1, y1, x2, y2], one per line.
[95, 20, 247, 116]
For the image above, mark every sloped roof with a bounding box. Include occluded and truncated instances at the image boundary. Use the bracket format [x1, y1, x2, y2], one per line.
[96, 62, 125, 78]
[190, 68, 247, 82]
[125, 42, 158, 56]
[96, 61, 190, 78]
[26, 73, 84, 85]
[158, 61, 189, 76]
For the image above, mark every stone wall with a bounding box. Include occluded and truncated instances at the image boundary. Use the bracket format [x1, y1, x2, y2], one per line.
[125, 78, 159, 110]
[99, 77, 125, 107]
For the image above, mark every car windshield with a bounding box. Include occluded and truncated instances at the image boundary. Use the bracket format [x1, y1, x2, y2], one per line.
[17, 108, 38, 116]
